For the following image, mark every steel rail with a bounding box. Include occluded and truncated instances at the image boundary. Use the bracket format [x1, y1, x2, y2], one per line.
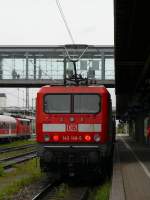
[0, 151, 37, 170]
[31, 181, 60, 200]
[32, 181, 89, 200]
[3, 153, 37, 169]
[64, 187, 89, 200]
[0, 143, 36, 153]
[0, 150, 36, 163]
[79, 187, 89, 200]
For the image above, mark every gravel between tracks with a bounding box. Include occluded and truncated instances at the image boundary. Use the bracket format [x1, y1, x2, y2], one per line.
[11, 178, 50, 200]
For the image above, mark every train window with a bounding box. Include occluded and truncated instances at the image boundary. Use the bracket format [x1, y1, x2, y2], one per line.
[0, 122, 9, 129]
[0, 123, 2, 129]
[44, 94, 71, 113]
[74, 94, 100, 113]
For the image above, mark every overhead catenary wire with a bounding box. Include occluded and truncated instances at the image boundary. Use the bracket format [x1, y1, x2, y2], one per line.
[64, 45, 89, 62]
[55, 0, 89, 62]
[55, 0, 75, 44]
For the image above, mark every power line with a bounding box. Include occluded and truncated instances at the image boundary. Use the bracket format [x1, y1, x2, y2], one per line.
[55, 0, 75, 44]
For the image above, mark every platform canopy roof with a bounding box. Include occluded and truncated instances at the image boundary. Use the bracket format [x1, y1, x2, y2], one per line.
[115, 0, 150, 119]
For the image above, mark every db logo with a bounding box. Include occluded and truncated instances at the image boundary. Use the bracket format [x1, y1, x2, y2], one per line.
[67, 124, 77, 132]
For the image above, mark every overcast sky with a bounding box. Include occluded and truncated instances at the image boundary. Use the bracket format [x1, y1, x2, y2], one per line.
[0, 0, 115, 107]
[0, 0, 114, 45]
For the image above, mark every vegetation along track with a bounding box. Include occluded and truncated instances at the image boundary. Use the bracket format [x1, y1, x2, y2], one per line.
[32, 182, 89, 200]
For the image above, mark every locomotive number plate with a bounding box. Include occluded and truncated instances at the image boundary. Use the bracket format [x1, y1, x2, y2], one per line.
[66, 124, 78, 132]
[62, 135, 82, 141]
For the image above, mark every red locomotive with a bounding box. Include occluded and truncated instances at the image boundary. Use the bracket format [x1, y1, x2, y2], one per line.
[0, 115, 32, 141]
[36, 44, 115, 177]
[36, 85, 115, 177]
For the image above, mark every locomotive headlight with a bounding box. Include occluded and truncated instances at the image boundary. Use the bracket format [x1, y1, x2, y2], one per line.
[70, 117, 75, 122]
[94, 134, 101, 142]
[44, 134, 50, 142]
[85, 135, 91, 142]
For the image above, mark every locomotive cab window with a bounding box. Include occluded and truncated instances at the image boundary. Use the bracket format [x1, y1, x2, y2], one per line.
[44, 94, 101, 114]
[44, 94, 71, 113]
[74, 94, 100, 113]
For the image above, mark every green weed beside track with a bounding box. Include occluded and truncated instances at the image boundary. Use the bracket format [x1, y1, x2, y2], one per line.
[88, 181, 111, 200]
[0, 164, 4, 176]
[55, 183, 69, 199]
[0, 158, 43, 200]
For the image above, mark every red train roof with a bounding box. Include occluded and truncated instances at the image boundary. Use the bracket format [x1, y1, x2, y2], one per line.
[37, 85, 110, 95]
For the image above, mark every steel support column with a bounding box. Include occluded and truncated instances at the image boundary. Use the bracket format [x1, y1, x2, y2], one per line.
[63, 57, 67, 85]
[26, 88, 29, 110]
[101, 52, 105, 80]
[0, 58, 3, 79]
[34, 57, 36, 80]
[25, 53, 29, 109]
[26, 53, 29, 79]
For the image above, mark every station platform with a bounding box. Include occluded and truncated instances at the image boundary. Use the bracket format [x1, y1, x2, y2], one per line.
[110, 135, 150, 200]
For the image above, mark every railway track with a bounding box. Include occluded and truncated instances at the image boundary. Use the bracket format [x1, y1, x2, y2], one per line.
[64, 187, 89, 200]
[32, 182, 89, 200]
[0, 150, 37, 170]
[0, 143, 36, 153]
[32, 182, 58, 200]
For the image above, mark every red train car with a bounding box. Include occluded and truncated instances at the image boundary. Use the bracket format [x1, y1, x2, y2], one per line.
[36, 85, 115, 177]
[16, 118, 31, 138]
[0, 115, 17, 140]
[0, 115, 31, 141]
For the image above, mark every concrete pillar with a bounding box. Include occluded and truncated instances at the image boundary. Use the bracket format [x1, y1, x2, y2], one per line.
[128, 120, 132, 137]
[0, 58, 3, 79]
[128, 120, 134, 137]
[135, 113, 145, 143]
[101, 52, 105, 80]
